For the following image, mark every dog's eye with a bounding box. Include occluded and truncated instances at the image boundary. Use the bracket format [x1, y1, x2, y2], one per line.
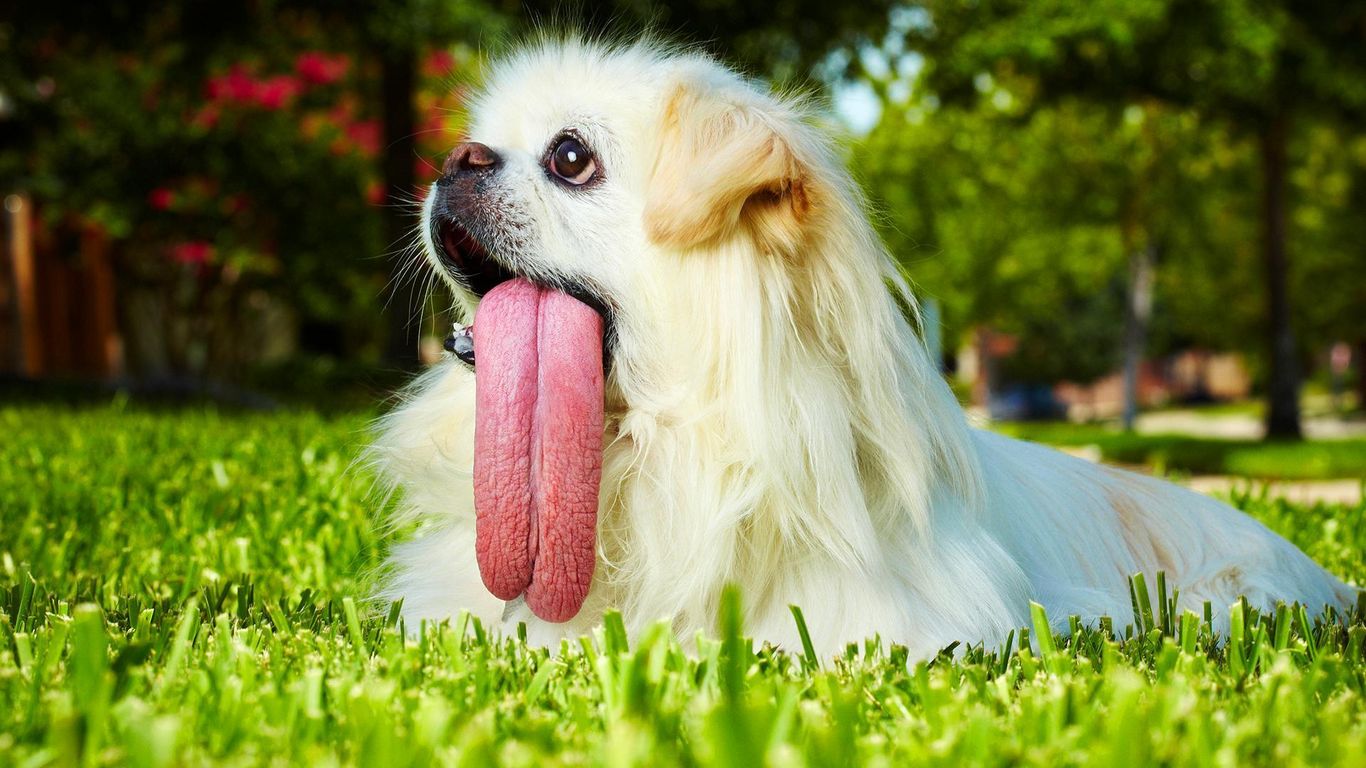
[548, 137, 597, 185]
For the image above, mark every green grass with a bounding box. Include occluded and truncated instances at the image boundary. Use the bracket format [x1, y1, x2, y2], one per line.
[2, 403, 1365, 766]
[995, 421, 1366, 480]
[1151, 400, 1266, 418]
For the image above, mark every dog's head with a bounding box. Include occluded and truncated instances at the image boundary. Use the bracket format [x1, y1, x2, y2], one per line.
[422, 40, 825, 363]
[413, 40, 956, 625]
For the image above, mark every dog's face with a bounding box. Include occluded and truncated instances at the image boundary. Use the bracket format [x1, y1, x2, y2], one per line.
[423, 50, 653, 324]
[415, 42, 832, 622]
[421, 42, 816, 359]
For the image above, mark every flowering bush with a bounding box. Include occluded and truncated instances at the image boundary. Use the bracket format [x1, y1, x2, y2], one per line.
[295, 51, 350, 85]
[168, 240, 215, 266]
[4, 18, 472, 379]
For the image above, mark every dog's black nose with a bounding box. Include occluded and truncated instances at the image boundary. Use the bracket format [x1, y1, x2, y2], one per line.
[442, 142, 501, 176]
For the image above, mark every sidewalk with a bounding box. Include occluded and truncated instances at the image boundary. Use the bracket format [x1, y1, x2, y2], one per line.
[1183, 476, 1363, 506]
[1135, 410, 1366, 440]
[1054, 443, 1364, 505]
[1127, 409, 1363, 503]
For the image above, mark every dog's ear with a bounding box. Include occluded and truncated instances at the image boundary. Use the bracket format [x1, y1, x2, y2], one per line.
[644, 81, 811, 251]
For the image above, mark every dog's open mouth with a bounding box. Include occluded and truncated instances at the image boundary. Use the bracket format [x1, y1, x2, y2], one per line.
[438, 221, 517, 297]
[436, 220, 613, 322]
[435, 219, 605, 624]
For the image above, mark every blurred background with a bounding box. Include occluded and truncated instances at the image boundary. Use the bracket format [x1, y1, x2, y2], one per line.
[1, 1, 1363, 453]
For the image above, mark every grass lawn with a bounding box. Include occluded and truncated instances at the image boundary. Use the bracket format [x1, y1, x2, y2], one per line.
[995, 421, 1366, 480]
[2, 403, 1365, 765]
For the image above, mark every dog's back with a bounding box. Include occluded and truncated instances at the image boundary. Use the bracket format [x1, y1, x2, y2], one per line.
[973, 429, 1356, 631]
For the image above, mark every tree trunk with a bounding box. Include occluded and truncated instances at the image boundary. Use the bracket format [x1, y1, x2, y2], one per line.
[1259, 113, 1302, 440]
[1122, 243, 1156, 432]
[976, 327, 998, 418]
[380, 47, 420, 370]
[4, 192, 42, 376]
[80, 223, 124, 379]
[1356, 340, 1366, 411]
[921, 297, 943, 372]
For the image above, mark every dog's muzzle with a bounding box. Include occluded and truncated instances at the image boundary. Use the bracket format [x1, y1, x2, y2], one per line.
[430, 142, 518, 296]
[427, 143, 615, 349]
[427, 139, 616, 378]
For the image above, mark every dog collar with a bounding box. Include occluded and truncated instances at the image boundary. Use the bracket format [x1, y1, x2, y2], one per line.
[443, 324, 476, 368]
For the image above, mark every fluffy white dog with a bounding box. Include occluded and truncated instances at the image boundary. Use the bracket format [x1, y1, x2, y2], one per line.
[371, 38, 1355, 657]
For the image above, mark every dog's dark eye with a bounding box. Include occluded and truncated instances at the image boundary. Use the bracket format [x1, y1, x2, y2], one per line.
[549, 137, 597, 185]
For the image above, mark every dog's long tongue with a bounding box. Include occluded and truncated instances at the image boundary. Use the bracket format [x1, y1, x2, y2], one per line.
[473, 278, 603, 623]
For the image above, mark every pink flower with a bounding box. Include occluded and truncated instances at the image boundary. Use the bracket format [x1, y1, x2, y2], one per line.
[205, 77, 227, 101]
[206, 64, 258, 103]
[365, 181, 385, 205]
[420, 111, 450, 143]
[296, 51, 349, 85]
[169, 241, 214, 265]
[346, 120, 380, 156]
[205, 64, 305, 109]
[415, 158, 437, 183]
[254, 75, 301, 110]
[148, 188, 175, 211]
[424, 49, 456, 77]
[190, 105, 220, 130]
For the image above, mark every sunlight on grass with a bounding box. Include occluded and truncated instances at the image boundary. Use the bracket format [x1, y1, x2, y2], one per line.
[2, 405, 1364, 764]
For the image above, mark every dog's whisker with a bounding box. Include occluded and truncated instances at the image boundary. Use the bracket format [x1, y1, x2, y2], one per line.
[379, 234, 435, 316]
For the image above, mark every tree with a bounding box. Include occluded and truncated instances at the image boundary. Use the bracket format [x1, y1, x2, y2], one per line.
[1291, 124, 1366, 408]
[1, 2, 503, 380]
[521, 1, 897, 84]
[858, 101, 1125, 389]
[856, 75, 1239, 412]
[273, 1, 520, 370]
[2, 5, 370, 377]
[902, 0, 1366, 438]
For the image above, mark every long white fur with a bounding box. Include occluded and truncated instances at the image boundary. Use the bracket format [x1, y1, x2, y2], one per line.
[368, 38, 1356, 658]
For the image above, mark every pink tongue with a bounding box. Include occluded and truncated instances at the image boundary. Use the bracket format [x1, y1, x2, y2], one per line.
[472, 278, 604, 622]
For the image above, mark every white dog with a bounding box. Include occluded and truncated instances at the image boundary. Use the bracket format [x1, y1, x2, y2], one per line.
[371, 38, 1355, 657]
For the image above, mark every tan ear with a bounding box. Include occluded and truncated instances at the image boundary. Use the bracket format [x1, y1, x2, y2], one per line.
[644, 82, 811, 251]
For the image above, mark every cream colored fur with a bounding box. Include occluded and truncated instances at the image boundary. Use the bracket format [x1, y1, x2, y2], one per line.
[369, 39, 1356, 658]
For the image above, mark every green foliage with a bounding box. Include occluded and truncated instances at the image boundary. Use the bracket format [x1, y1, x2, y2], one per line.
[855, 0, 1366, 392]
[859, 101, 1140, 382]
[906, 0, 1366, 120]
[1290, 126, 1366, 351]
[0, 2, 507, 377]
[2, 404, 1365, 764]
[519, 1, 898, 85]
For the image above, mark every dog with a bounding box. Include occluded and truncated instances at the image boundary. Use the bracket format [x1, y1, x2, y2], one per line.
[370, 38, 1356, 657]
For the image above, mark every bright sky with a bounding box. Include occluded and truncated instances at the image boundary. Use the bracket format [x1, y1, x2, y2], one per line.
[834, 80, 883, 134]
